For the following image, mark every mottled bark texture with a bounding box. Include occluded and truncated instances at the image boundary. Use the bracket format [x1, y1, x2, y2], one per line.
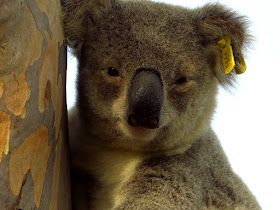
[0, 0, 71, 209]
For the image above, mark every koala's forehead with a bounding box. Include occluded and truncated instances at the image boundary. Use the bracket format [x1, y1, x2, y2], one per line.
[89, 2, 199, 54]
[85, 1, 204, 76]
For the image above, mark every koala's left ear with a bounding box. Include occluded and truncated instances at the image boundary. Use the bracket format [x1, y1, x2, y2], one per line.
[193, 4, 252, 87]
[62, 0, 114, 53]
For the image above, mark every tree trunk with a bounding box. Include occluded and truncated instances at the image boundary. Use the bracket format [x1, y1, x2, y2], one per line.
[0, 0, 71, 209]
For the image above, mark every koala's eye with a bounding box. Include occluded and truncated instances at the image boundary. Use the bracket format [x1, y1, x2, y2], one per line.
[107, 67, 119, 77]
[175, 77, 187, 85]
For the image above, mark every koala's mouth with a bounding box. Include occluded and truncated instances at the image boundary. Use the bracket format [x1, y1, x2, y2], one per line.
[128, 114, 160, 129]
[119, 121, 159, 140]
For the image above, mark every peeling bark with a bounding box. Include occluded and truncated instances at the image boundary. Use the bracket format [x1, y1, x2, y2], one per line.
[0, 0, 71, 209]
[0, 111, 10, 164]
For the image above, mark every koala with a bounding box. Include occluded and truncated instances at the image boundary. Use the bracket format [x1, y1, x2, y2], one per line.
[63, 0, 260, 209]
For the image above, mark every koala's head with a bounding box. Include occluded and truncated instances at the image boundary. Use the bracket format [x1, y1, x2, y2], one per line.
[64, 0, 250, 153]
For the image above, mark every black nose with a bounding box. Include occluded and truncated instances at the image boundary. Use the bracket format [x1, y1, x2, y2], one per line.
[127, 68, 163, 129]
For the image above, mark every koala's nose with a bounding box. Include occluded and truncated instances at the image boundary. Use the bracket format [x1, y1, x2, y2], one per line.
[127, 68, 163, 129]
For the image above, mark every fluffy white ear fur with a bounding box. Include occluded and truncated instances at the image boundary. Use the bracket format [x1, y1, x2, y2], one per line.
[194, 3, 251, 87]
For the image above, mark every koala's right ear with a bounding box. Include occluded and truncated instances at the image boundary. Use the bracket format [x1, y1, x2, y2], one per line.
[62, 0, 113, 52]
[193, 4, 252, 88]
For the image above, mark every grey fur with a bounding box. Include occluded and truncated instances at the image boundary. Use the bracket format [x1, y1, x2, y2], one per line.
[115, 130, 259, 209]
[63, 0, 260, 209]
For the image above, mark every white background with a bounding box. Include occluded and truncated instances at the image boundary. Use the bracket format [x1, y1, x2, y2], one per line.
[66, 0, 280, 209]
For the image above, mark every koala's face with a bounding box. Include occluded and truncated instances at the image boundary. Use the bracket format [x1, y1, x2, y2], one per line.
[65, 1, 249, 152]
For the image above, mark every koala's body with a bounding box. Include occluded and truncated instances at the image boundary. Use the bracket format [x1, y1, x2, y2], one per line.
[64, 0, 260, 209]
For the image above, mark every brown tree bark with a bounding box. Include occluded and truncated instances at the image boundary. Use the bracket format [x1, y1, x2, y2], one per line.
[0, 0, 71, 209]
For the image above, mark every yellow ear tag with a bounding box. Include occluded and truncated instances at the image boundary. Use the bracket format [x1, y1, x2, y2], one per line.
[218, 36, 235, 74]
